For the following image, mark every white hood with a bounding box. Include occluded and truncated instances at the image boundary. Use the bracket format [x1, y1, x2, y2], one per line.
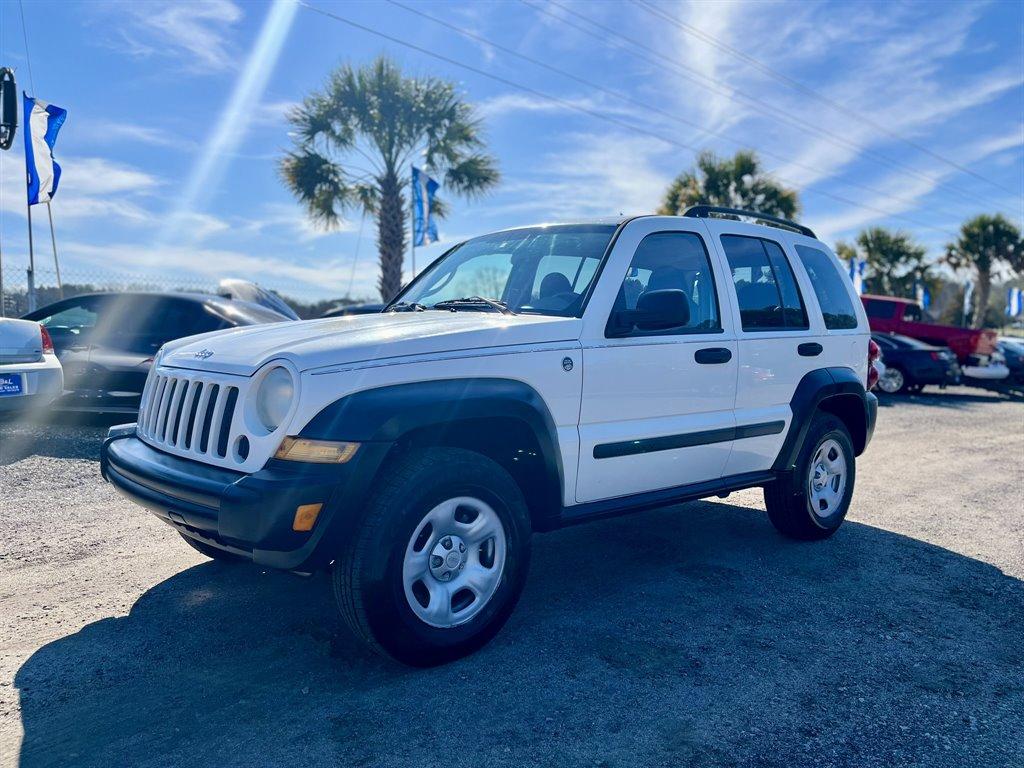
[159, 312, 582, 376]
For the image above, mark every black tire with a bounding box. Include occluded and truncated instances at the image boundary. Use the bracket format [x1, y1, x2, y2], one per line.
[179, 533, 247, 563]
[333, 447, 532, 667]
[764, 412, 856, 541]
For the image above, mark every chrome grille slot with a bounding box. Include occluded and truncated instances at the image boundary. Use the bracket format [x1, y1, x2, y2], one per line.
[137, 368, 249, 467]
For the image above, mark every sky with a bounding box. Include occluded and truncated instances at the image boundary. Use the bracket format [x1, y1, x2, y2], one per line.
[0, 0, 1021, 304]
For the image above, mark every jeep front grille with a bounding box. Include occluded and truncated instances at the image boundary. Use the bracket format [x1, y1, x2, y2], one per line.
[137, 371, 242, 461]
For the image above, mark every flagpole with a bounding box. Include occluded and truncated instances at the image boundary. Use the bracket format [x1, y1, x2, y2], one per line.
[45, 200, 62, 298]
[410, 175, 416, 280]
[26, 201, 37, 313]
[0, 227, 5, 317]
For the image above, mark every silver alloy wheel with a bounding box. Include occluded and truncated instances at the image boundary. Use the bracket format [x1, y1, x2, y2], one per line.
[402, 496, 507, 628]
[807, 438, 848, 518]
[878, 366, 904, 393]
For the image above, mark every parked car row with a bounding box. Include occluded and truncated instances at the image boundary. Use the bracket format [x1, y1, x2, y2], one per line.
[2, 279, 1019, 419]
[10, 292, 291, 415]
[862, 294, 1019, 397]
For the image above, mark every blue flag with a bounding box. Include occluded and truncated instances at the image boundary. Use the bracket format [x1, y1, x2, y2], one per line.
[847, 258, 865, 295]
[23, 93, 67, 205]
[914, 280, 931, 309]
[412, 166, 439, 247]
[1007, 287, 1023, 318]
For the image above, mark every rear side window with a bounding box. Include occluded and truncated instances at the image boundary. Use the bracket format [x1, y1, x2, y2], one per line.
[721, 235, 808, 331]
[794, 245, 859, 330]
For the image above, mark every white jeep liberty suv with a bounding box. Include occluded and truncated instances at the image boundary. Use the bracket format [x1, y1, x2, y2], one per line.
[102, 207, 878, 666]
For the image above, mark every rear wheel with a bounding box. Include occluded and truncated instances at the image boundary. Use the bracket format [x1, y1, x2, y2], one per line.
[877, 365, 907, 394]
[764, 413, 855, 540]
[333, 448, 531, 666]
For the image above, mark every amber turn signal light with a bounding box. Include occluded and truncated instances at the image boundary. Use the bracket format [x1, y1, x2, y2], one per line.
[292, 503, 323, 532]
[274, 437, 360, 464]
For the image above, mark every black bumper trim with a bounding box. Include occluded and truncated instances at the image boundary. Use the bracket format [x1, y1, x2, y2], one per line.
[102, 428, 391, 571]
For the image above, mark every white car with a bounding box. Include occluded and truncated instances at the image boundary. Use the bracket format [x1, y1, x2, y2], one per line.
[102, 207, 878, 665]
[0, 318, 63, 419]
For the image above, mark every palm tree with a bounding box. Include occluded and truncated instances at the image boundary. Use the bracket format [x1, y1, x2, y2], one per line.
[837, 227, 928, 297]
[944, 214, 1023, 328]
[658, 149, 799, 219]
[281, 57, 499, 301]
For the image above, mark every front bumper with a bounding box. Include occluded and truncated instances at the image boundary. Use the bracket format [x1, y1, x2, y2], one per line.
[101, 425, 390, 571]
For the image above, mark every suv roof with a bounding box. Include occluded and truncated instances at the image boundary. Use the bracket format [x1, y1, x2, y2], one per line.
[499, 207, 817, 240]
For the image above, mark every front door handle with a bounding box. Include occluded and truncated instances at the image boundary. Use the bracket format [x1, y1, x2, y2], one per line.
[798, 342, 823, 357]
[694, 347, 732, 365]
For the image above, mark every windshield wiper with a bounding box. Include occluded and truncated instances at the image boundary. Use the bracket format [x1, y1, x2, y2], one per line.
[386, 301, 428, 312]
[432, 296, 515, 315]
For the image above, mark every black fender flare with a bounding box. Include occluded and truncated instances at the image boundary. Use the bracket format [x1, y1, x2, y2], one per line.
[299, 378, 565, 521]
[772, 367, 875, 472]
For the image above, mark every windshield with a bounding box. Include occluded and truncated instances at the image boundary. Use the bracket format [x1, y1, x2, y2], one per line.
[391, 224, 617, 316]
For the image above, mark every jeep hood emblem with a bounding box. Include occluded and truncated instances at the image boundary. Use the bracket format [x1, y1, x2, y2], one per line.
[194, 349, 214, 360]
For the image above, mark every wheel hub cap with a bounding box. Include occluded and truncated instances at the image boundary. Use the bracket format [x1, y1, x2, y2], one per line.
[429, 535, 467, 581]
[402, 497, 507, 628]
[807, 439, 848, 518]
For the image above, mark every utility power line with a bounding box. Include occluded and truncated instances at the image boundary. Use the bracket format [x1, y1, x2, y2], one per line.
[386, 0, 973, 229]
[297, 1, 964, 240]
[632, 0, 1019, 199]
[525, 0, 1016, 216]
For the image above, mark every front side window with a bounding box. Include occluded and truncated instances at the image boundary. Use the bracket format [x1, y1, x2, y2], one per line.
[607, 231, 721, 336]
[392, 224, 616, 317]
[722, 235, 808, 331]
[795, 244, 859, 330]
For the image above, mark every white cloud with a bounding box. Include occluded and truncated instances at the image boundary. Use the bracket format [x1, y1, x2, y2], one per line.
[0, 155, 162, 225]
[61, 240, 364, 297]
[237, 202, 357, 242]
[106, 0, 244, 73]
[810, 126, 1024, 244]
[60, 157, 163, 197]
[75, 121, 193, 150]
[252, 100, 298, 128]
[672, 0, 746, 133]
[493, 131, 674, 221]
[477, 92, 633, 121]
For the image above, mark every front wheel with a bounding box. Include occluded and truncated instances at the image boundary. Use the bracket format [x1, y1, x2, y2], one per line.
[764, 413, 856, 540]
[333, 448, 531, 666]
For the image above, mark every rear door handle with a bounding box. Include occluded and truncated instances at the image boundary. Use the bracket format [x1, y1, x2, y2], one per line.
[798, 343, 823, 357]
[694, 347, 732, 365]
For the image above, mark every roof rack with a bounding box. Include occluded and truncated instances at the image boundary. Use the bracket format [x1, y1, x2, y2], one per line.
[682, 205, 816, 239]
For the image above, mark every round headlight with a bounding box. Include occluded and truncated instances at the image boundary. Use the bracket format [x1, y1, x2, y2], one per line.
[255, 366, 294, 432]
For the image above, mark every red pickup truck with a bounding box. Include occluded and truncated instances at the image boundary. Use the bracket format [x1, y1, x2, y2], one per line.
[861, 295, 1007, 382]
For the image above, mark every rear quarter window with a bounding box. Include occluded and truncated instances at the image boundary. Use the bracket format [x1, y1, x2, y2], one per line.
[794, 245, 860, 330]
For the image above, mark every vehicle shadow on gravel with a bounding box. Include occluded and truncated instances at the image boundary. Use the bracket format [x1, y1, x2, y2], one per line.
[875, 389, 1011, 409]
[15, 501, 1024, 768]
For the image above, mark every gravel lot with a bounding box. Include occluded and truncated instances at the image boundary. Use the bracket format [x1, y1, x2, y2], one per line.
[1, 388, 1022, 768]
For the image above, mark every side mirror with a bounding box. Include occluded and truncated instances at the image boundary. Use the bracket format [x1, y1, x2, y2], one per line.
[610, 289, 690, 334]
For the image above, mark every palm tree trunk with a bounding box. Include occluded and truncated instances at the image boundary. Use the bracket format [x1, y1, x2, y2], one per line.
[972, 269, 991, 329]
[377, 169, 406, 302]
